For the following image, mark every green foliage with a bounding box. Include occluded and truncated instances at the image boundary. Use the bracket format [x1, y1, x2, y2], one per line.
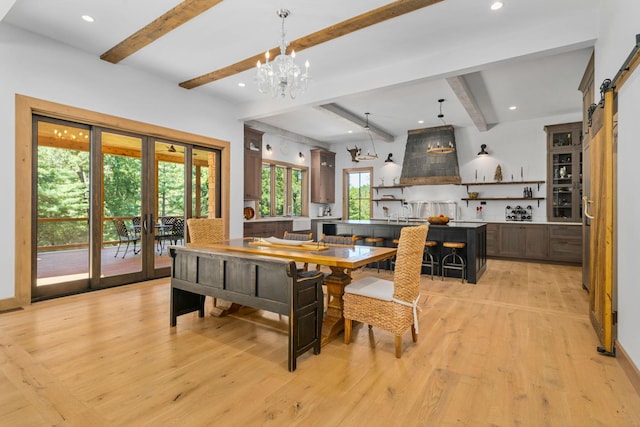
[37, 147, 89, 246]
[259, 165, 271, 217]
[347, 171, 371, 220]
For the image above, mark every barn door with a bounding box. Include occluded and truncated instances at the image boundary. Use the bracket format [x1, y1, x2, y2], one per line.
[586, 87, 615, 355]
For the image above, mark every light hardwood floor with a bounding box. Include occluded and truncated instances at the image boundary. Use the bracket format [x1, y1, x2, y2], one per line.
[1, 259, 639, 426]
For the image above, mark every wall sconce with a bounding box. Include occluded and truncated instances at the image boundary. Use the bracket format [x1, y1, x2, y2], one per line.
[298, 152, 305, 161]
[265, 144, 272, 153]
[384, 153, 394, 163]
[477, 144, 489, 157]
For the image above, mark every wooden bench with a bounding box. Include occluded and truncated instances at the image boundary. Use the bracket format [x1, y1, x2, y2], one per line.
[169, 246, 324, 371]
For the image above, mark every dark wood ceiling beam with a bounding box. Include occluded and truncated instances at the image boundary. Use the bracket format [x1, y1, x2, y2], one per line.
[179, 0, 444, 89]
[101, 0, 225, 64]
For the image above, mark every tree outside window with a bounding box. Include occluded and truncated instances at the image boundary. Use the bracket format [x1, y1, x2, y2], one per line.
[259, 161, 307, 217]
[345, 169, 372, 220]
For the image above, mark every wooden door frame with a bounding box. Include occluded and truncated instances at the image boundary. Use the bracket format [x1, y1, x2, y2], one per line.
[10, 94, 230, 310]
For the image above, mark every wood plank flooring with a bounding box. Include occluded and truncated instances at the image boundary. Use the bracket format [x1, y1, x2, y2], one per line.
[1, 259, 639, 426]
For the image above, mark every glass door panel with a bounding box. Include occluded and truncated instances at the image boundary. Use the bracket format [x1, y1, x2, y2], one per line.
[551, 130, 574, 147]
[33, 118, 91, 298]
[100, 131, 144, 279]
[192, 148, 219, 219]
[155, 141, 185, 270]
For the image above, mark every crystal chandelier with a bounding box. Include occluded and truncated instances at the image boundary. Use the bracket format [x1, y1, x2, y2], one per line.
[256, 9, 310, 99]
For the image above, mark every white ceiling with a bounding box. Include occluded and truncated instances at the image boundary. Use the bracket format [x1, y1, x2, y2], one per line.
[2, 0, 598, 146]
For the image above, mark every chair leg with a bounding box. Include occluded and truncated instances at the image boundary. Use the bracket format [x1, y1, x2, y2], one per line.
[344, 319, 352, 344]
[114, 241, 121, 258]
[411, 324, 418, 342]
[395, 335, 402, 358]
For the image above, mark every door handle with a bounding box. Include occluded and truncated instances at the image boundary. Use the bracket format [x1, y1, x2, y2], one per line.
[583, 196, 594, 219]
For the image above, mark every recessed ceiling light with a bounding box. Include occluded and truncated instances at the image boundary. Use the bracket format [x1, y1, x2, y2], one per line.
[509, 105, 517, 110]
[348, 130, 353, 134]
[82, 15, 95, 23]
[490, 2, 503, 11]
[418, 120, 424, 124]
[238, 82, 246, 87]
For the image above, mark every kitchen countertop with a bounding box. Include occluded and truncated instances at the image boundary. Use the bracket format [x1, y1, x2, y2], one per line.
[450, 219, 581, 226]
[245, 216, 341, 222]
[319, 219, 486, 228]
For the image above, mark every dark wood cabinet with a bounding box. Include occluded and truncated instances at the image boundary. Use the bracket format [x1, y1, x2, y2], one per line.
[310, 149, 335, 204]
[243, 220, 292, 238]
[244, 127, 263, 201]
[578, 52, 593, 290]
[487, 222, 580, 263]
[546, 122, 583, 222]
[549, 225, 582, 263]
[498, 224, 549, 259]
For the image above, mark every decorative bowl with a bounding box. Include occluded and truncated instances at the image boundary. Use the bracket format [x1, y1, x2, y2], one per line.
[428, 216, 450, 225]
[468, 192, 479, 199]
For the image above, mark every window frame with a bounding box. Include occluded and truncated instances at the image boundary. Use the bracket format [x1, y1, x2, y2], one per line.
[259, 159, 308, 218]
[342, 167, 373, 220]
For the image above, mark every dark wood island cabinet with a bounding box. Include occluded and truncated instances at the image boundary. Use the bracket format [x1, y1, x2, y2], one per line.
[317, 220, 487, 284]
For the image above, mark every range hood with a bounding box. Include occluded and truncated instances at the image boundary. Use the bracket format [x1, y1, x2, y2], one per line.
[400, 125, 461, 185]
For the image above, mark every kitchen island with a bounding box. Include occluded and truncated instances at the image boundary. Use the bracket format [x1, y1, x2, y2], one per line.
[317, 219, 487, 284]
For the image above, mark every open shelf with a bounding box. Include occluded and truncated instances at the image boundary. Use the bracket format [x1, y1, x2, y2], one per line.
[461, 180, 545, 191]
[461, 197, 545, 207]
[373, 185, 408, 194]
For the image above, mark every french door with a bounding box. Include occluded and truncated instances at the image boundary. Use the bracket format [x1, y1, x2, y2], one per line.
[32, 116, 220, 300]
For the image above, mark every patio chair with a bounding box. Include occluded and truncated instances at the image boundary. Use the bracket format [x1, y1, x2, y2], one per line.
[343, 224, 428, 358]
[131, 216, 141, 238]
[168, 217, 185, 246]
[112, 219, 140, 259]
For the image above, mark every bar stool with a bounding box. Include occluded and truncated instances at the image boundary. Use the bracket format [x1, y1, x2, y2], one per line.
[364, 236, 385, 272]
[441, 242, 466, 283]
[422, 241, 439, 280]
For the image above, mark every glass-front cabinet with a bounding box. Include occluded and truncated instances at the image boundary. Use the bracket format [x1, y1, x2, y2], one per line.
[546, 122, 583, 222]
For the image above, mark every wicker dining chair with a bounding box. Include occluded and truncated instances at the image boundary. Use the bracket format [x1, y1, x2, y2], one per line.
[320, 234, 357, 246]
[186, 218, 225, 243]
[186, 218, 228, 316]
[343, 224, 428, 358]
[284, 231, 314, 272]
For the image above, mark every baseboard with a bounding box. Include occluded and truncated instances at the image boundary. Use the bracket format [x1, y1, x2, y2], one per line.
[0, 297, 24, 313]
[616, 340, 640, 397]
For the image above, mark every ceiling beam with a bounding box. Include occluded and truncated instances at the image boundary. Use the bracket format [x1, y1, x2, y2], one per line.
[179, 0, 444, 89]
[446, 75, 489, 132]
[317, 103, 395, 142]
[101, 0, 225, 64]
[244, 120, 330, 149]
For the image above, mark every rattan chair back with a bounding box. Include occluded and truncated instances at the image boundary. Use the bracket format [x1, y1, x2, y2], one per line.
[283, 231, 313, 241]
[186, 218, 225, 243]
[321, 234, 356, 246]
[392, 225, 429, 302]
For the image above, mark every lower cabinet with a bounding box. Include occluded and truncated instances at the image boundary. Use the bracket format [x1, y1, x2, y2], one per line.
[487, 223, 581, 264]
[244, 220, 293, 238]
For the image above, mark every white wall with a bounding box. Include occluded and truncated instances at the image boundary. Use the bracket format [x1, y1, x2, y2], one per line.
[0, 23, 245, 299]
[597, 0, 640, 374]
[330, 113, 580, 222]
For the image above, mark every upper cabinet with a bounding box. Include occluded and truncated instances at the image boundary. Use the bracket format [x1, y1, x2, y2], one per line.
[244, 127, 263, 200]
[310, 149, 335, 204]
[546, 122, 583, 222]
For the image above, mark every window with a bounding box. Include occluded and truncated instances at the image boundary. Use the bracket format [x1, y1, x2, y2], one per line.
[259, 160, 308, 217]
[344, 168, 372, 220]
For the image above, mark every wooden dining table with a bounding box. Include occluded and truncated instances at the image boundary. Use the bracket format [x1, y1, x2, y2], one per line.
[181, 238, 397, 345]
